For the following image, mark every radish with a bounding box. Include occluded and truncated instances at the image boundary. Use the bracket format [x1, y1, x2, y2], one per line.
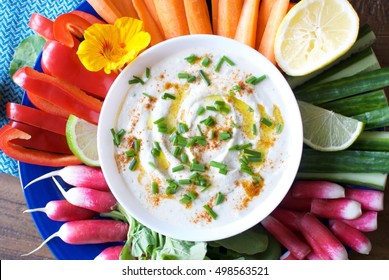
[52, 177, 117, 213]
[24, 165, 110, 191]
[280, 250, 299, 260]
[261, 215, 311, 260]
[24, 200, 97, 221]
[279, 192, 312, 212]
[95, 245, 124, 260]
[298, 212, 348, 260]
[291, 180, 345, 199]
[23, 220, 128, 256]
[311, 198, 362, 220]
[270, 208, 302, 231]
[345, 188, 384, 211]
[329, 219, 372, 255]
[341, 211, 378, 232]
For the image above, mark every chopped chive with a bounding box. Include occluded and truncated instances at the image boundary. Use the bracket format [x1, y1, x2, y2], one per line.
[173, 147, 182, 157]
[206, 106, 217, 111]
[219, 131, 232, 140]
[200, 116, 216, 127]
[186, 138, 197, 147]
[210, 161, 227, 170]
[248, 106, 254, 112]
[219, 168, 228, 175]
[172, 165, 185, 172]
[196, 106, 206, 116]
[177, 135, 188, 147]
[252, 123, 258, 136]
[145, 67, 151, 79]
[244, 149, 262, 156]
[275, 123, 283, 134]
[202, 57, 211, 67]
[142, 92, 151, 98]
[252, 74, 266, 85]
[215, 192, 224, 205]
[151, 148, 160, 157]
[154, 141, 161, 151]
[153, 117, 165, 124]
[261, 117, 273, 127]
[178, 179, 191, 185]
[180, 195, 192, 204]
[245, 76, 257, 84]
[177, 122, 189, 134]
[128, 75, 145, 85]
[129, 158, 137, 171]
[125, 149, 136, 157]
[232, 85, 241, 91]
[197, 124, 203, 136]
[166, 180, 180, 195]
[151, 182, 159, 194]
[210, 130, 215, 139]
[187, 75, 196, 83]
[215, 57, 224, 72]
[247, 156, 262, 162]
[185, 54, 198, 64]
[203, 205, 217, 219]
[111, 128, 125, 147]
[190, 162, 206, 172]
[178, 72, 190, 79]
[133, 139, 140, 152]
[148, 161, 157, 169]
[199, 70, 211, 86]
[223, 56, 235, 66]
[232, 121, 239, 129]
[181, 153, 188, 163]
[161, 93, 176, 100]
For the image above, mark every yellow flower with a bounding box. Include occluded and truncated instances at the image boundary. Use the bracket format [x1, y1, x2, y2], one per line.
[77, 17, 151, 74]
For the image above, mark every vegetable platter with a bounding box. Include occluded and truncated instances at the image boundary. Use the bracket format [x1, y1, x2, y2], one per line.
[0, 0, 388, 260]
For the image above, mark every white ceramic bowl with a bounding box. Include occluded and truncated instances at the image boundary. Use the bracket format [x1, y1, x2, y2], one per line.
[98, 35, 302, 242]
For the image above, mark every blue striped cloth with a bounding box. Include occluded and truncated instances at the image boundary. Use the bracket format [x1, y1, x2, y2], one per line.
[0, 0, 84, 177]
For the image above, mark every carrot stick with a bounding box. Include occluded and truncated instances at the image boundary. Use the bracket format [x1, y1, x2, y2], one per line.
[211, 0, 219, 33]
[114, 0, 139, 18]
[132, 0, 165, 46]
[153, 0, 190, 39]
[184, 0, 213, 34]
[234, 0, 261, 48]
[216, 0, 244, 38]
[86, 0, 122, 24]
[255, 0, 275, 49]
[144, 0, 164, 37]
[258, 0, 289, 64]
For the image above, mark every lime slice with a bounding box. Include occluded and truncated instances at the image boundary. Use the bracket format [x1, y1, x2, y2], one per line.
[298, 101, 364, 151]
[66, 114, 100, 166]
[274, 0, 359, 76]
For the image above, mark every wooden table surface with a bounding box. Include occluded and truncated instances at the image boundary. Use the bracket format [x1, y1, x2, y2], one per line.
[1, 1, 388, 260]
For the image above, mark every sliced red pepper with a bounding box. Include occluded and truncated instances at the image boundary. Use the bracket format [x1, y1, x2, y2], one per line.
[41, 40, 117, 99]
[70, 10, 105, 24]
[27, 91, 71, 119]
[6, 103, 67, 136]
[53, 13, 92, 48]
[13, 67, 102, 124]
[10, 121, 72, 154]
[28, 13, 55, 41]
[0, 125, 81, 167]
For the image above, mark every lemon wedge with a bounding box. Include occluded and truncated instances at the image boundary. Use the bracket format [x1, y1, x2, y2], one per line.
[274, 0, 359, 76]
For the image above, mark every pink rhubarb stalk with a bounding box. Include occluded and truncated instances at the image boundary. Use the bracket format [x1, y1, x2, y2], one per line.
[311, 198, 362, 220]
[329, 219, 372, 255]
[291, 180, 345, 199]
[261, 215, 311, 260]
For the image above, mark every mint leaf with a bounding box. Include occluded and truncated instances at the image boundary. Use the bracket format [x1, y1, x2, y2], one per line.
[9, 35, 45, 77]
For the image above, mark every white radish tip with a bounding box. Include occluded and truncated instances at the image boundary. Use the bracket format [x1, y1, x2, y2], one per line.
[343, 201, 362, 220]
[23, 169, 61, 189]
[21, 232, 59, 257]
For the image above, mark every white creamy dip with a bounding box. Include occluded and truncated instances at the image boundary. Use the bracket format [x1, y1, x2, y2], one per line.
[114, 48, 285, 229]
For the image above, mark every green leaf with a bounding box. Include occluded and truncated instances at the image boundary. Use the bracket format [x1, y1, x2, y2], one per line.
[213, 227, 269, 255]
[152, 237, 207, 260]
[9, 35, 45, 77]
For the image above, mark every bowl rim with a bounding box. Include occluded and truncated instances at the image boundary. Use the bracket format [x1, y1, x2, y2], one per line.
[97, 34, 303, 241]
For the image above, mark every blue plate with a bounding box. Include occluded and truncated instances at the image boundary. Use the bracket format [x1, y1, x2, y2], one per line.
[19, 1, 117, 260]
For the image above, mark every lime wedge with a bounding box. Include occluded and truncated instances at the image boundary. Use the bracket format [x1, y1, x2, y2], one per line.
[66, 114, 100, 166]
[298, 101, 364, 151]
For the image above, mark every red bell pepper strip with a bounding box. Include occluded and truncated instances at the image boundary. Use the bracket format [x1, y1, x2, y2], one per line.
[53, 13, 92, 48]
[0, 125, 81, 167]
[27, 91, 71, 119]
[6, 102, 67, 136]
[70, 10, 105, 24]
[13, 67, 102, 124]
[28, 13, 55, 41]
[41, 40, 117, 99]
[9, 121, 72, 154]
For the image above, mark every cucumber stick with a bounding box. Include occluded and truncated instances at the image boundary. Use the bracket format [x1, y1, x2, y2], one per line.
[352, 107, 389, 130]
[320, 90, 387, 116]
[296, 172, 387, 191]
[299, 149, 389, 174]
[294, 67, 389, 104]
[351, 131, 389, 151]
[296, 48, 380, 89]
[286, 24, 376, 89]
